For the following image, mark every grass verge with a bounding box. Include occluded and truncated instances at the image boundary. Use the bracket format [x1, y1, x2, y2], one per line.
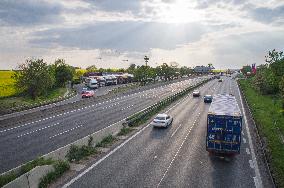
[0, 157, 54, 187]
[0, 87, 67, 114]
[239, 79, 284, 187]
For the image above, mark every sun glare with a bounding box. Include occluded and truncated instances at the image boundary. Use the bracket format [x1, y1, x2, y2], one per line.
[158, 1, 199, 23]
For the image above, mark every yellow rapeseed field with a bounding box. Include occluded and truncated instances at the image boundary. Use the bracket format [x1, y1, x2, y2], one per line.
[0, 70, 17, 97]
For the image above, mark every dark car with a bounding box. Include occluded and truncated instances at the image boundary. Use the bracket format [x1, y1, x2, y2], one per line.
[204, 95, 213, 103]
[218, 79, 223, 82]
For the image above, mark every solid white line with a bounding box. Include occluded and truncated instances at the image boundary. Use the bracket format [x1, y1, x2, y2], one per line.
[62, 122, 152, 188]
[237, 83, 262, 188]
[171, 124, 182, 137]
[246, 148, 251, 155]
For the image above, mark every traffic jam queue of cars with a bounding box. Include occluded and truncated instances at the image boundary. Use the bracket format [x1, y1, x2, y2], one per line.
[81, 72, 134, 98]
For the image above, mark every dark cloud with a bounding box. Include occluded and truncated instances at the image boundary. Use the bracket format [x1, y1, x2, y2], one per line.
[29, 21, 213, 52]
[248, 5, 284, 24]
[0, 0, 64, 26]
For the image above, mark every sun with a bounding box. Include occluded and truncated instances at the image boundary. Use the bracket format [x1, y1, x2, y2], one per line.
[157, 1, 199, 23]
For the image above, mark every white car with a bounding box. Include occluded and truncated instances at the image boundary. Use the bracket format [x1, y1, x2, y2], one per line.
[193, 90, 200, 97]
[151, 114, 173, 128]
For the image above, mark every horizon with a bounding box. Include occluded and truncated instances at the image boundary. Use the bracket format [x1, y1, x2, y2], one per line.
[0, 0, 284, 70]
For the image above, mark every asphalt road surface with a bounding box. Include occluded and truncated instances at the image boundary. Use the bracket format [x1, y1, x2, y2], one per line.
[0, 76, 208, 173]
[64, 76, 273, 188]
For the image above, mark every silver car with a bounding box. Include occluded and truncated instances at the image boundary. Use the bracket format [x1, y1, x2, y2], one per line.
[151, 114, 173, 128]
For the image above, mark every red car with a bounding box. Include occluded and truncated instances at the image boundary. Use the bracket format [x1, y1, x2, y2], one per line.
[81, 90, 95, 98]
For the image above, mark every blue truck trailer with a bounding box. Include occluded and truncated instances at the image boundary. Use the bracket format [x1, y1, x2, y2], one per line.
[206, 94, 242, 156]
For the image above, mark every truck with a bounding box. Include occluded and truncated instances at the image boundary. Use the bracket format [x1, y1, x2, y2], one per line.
[206, 94, 242, 156]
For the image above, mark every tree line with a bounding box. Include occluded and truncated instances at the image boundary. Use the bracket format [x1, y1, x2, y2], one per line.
[127, 63, 193, 85]
[13, 59, 75, 99]
[242, 50, 284, 107]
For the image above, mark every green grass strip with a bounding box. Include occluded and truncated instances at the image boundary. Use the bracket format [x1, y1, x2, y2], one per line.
[239, 79, 284, 187]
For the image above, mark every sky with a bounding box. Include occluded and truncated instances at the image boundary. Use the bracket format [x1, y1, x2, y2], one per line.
[0, 0, 284, 70]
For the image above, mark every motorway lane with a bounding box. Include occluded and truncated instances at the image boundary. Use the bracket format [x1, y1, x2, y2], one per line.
[0, 77, 208, 173]
[66, 77, 266, 188]
[65, 79, 219, 188]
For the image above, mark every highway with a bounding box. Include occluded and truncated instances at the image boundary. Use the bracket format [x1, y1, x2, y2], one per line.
[64, 77, 273, 188]
[0, 76, 208, 173]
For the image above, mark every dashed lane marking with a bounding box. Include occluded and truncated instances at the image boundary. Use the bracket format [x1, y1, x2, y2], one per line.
[49, 124, 84, 139]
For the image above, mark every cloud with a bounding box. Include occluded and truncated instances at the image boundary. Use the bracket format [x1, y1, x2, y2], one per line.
[248, 4, 284, 24]
[0, 0, 64, 26]
[84, 0, 142, 13]
[29, 21, 213, 52]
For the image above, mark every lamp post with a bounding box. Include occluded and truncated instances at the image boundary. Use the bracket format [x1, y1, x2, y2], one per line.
[144, 56, 149, 67]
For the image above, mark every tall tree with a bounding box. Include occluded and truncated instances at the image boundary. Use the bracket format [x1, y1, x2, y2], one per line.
[13, 59, 55, 99]
[53, 59, 75, 87]
[127, 64, 136, 74]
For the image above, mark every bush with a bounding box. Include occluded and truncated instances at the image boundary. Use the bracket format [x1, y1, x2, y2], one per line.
[0, 172, 17, 187]
[118, 126, 133, 136]
[66, 145, 97, 162]
[96, 135, 116, 148]
[39, 160, 70, 188]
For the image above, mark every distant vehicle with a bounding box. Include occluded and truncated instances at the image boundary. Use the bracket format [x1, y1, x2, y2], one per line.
[204, 95, 213, 103]
[206, 94, 242, 157]
[81, 90, 95, 98]
[218, 79, 223, 82]
[193, 90, 200, 97]
[215, 75, 220, 79]
[85, 78, 98, 89]
[96, 76, 106, 87]
[151, 114, 173, 128]
[104, 75, 117, 86]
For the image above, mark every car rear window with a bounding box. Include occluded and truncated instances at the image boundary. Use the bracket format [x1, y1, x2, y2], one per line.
[155, 116, 166, 120]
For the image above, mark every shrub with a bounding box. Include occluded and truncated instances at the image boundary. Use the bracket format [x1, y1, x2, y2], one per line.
[66, 145, 97, 162]
[0, 172, 17, 187]
[39, 160, 70, 188]
[118, 126, 133, 136]
[96, 135, 115, 148]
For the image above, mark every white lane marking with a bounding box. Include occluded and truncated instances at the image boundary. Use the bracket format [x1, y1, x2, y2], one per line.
[62, 122, 153, 188]
[157, 122, 198, 187]
[18, 122, 60, 138]
[49, 124, 84, 139]
[243, 138, 247, 143]
[246, 148, 251, 155]
[171, 124, 182, 137]
[237, 83, 263, 188]
[249, 160, 254, 169]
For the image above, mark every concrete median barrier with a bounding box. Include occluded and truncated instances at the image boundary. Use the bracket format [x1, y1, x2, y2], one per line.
[3, 165, 54, 188]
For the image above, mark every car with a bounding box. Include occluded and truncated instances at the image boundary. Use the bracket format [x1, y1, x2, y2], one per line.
[204, 95, 213, 103]
[151, 114, 173, 128]
[81, 90, 95, 98]
[193, 90, 200, 97]
[218, 79, 223, 82]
